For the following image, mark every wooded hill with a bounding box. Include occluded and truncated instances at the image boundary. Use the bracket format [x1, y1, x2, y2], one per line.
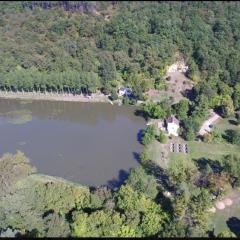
[0, 1, 239, 107]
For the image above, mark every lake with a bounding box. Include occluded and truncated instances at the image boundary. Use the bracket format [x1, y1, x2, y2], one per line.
[0, 98, 145, 187]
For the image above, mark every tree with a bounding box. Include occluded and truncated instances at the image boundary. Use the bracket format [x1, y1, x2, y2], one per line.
[0, 151, 36, 196]
[116, 185, 168, 236]
[217, 230, 236, 238]
[141, 125, 156, 145]
[219, 96, 235, 118]
[225, 130, 240, 145]
[43, 212, 70, 237]
[222, 155, 240, 187]
[173, 99, 189, 120]
[126, 166, 158, 199]
[157, 130, 167, 144]
[168, 157, 198, 184]
[109, 89, 118, 101]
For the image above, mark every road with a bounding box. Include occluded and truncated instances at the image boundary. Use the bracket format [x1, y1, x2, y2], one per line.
[199, 110, 221, 136]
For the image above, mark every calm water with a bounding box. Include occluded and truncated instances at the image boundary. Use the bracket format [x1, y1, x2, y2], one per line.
[0, 98, 145, 187]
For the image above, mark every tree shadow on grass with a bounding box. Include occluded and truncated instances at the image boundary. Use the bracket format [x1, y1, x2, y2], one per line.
[182, 88, 195, 101]
[143, 160, 175, 192]
[226, 217, 240, 237]
[222, 129, 234, 143]
[228, 119, 238, 126]
[193, 157, 222, 173]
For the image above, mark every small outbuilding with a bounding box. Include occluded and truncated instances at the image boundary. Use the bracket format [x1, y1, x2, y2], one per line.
[166, 115, 180, 136]
[118, 87, 132, 97]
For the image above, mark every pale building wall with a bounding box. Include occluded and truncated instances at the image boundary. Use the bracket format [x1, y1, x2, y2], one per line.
[167, 123, 179, 136]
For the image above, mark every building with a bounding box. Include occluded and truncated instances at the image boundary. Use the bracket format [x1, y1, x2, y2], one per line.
[166, 115, 180, 136]
[118, 87, 132, 97]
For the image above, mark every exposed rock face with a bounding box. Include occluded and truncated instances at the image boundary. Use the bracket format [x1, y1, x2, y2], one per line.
[167, 60, 189, 74]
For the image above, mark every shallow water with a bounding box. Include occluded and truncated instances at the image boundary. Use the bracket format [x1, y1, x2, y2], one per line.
[0, 98, 145, 187]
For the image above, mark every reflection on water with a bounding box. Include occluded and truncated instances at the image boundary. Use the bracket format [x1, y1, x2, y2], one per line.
[0, 98, 145, 186]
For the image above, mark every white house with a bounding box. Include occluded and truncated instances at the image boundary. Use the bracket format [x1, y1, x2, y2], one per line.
[118, 87, 132, 97]
[166, 115, 180, 136]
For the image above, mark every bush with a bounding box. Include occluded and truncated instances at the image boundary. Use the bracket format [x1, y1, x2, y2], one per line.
[157, 130, 167, 144]
[141, 125, 156, 145]
[109, 89, 118, 101]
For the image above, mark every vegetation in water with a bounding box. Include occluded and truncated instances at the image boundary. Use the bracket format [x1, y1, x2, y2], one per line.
[0, 109, 33, 125]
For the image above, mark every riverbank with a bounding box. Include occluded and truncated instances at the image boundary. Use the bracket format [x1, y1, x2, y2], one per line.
[0, 90, 112, 104]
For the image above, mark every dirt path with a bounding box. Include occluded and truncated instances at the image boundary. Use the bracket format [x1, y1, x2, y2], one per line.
[0, 91, 112, 104]
[199, 110, 221, 135]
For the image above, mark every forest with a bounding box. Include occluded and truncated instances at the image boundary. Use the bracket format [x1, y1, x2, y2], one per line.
[0, 1, 240, 104]
[1, 1, 240, 238]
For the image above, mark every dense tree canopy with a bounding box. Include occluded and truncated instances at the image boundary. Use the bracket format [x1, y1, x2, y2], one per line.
[0, 1, 240, 106]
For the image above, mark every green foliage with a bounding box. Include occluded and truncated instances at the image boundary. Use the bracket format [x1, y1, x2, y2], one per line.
[143, 100, 171, 119]
[173, 99, 189, 121]
[141, 125, 156, 145]
[221, 155, 240, 187]
[168, 157, 199, 184]
[116, 185, 168, 236]
[126, 166, 158, 199]
[181, 118, 200, 141]
[157, 130, 167, 144]
[109, 89, 118, 101]
[203, 128, 223, 143]
[0, 151, 36, 196]
[71, 210, 124, 237]
[217, 230, 236, 238]
[224, 129, 240, 145]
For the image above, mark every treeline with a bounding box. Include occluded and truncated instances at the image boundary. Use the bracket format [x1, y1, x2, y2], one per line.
[21, 1, 103, 13]
[1, 150, 239, 237]
[0, 2, 240, 104]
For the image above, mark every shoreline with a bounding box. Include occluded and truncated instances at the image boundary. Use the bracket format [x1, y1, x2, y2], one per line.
[0, 90, 114, 104]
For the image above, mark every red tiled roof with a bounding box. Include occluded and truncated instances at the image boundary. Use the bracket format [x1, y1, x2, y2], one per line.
[166, 115, 179, 125]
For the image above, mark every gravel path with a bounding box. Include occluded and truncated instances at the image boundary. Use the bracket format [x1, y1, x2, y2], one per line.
[199, 110, 221, 135]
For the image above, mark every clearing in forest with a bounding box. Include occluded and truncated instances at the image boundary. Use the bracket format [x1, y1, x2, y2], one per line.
[147, 61, 194, 104]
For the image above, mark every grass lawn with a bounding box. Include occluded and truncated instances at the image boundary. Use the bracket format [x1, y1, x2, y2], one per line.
[145, 140, 169, 169]
[169, 141, 240, 162]
[209, 190, 240, 235]
[189, 141, 240, 160]
[215, 117, 240, 134]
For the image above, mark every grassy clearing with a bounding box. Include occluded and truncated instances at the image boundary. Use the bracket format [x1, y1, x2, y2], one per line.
[209, 190, 240, 235]
[189, 141, 240, 160]
[145, 140, 169, 169]
[215, 117, 240, 134]
[169, 141, 240, 163]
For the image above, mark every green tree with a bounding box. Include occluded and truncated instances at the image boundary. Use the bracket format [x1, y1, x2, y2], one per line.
[217, 230, 236, 238]
[173, 99, 189, 120]
[141, 125, 156, 145]
[158, 130, 167, 144]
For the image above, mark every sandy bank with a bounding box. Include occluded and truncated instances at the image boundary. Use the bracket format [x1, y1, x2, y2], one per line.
[0, 90, 112, 104]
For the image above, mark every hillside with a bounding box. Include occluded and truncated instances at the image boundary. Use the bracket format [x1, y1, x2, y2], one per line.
[0, 1, 239, 107]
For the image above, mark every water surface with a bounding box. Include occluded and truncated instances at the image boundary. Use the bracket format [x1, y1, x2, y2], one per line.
[0, 98, 145, 187]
